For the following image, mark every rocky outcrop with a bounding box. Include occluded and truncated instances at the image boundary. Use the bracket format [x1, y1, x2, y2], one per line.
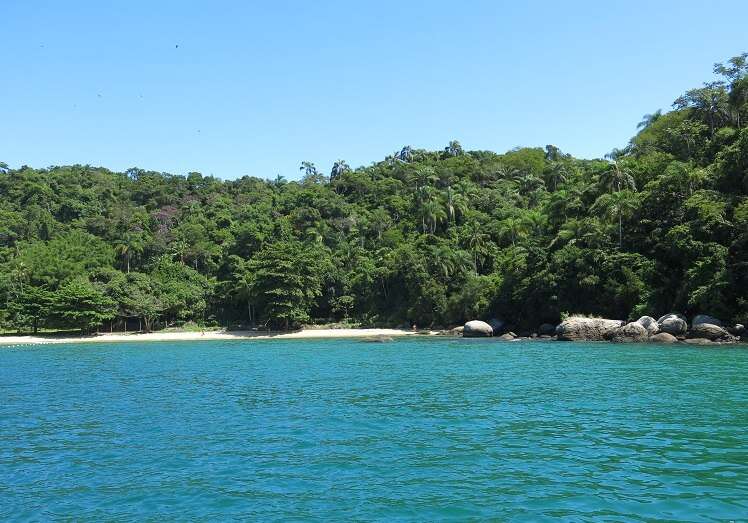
[487, 318, 506, 335]
[692, 314, 723, 327]
[649, 332, 678, 343]
[657, 313, 688, 336]
[727, 324, 745, 336]
[538, 323, 557, 336]
[688, 323, 734, 342]
[463, 320, 493, 337]
[636, 316, 660, 336]
[556, 317, 624, 341]
[611, 322, 648, 343]
[497, 333, 516, 341]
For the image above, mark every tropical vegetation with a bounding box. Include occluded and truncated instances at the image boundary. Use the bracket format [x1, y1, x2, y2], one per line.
[1, 53, 747, 333]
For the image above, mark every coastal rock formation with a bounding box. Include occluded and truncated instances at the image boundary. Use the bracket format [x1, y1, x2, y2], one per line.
[538, 323, 557, 336]
[611, 322, 648, 343]
[688, 323, 733, 341]
[463, 320, 493, 337]
[556, 317, 624, 341]
[487, 318, 506, 335]
[497, 333, 515, 341]
[649, 332, 677, 343]
[636, 316, 660, 336]
[657, 313, 688, 336]
[728, 324, 745, 336]
[692, 314, 723, 327]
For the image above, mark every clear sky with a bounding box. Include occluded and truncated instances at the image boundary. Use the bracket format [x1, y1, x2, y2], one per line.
[2, 1, 747, 180]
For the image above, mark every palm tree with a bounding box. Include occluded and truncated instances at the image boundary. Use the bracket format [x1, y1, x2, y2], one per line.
[591, 190, 639, 248]
[599, 162, 636, 193]
[497, 216, 529, 246]
[551, 218, 585, 248]
[397, 146, 414, 163]
[299, 161, 318, 177]
[419, 199, 446, 234]
[330, 160, 350, 180]
[442, 186, 468, 225]
[545, 162, 568, 192]
[637, 109, 663, 129]
[114, 232, 144, 273]
[464, 222, 490, 272]
[368, 208, 391, 240]
[512, 171, 544, 194]
[673, 82, 730, 137]
[444, 140, 463, 157]
[430, 245, 456, 278]
[524, 209, 547, 235]
[409, 166, 438, 191]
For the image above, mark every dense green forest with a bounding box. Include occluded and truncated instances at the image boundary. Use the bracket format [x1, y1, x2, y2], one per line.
[1, 54, 747, 333]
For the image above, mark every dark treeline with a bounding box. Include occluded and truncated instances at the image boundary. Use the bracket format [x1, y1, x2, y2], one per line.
[1, 54, 747, 333]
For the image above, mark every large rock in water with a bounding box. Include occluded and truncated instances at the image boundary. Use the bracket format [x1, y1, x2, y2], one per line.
[649, 332, 678, 343]
[487, 318, 506, 335]
[611, 322, 648, 343]
[688, 323, 733, 341]
[556, 317, 624, 341]
[636, 316, 660, 336]
[538, 323, 557, 336]
[692, 314, 723, 327]
[463, 320, 494, 337]
[657, 313, 688, 336]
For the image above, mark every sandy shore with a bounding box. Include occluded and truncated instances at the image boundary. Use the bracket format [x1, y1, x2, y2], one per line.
[0, 328, 440, 347]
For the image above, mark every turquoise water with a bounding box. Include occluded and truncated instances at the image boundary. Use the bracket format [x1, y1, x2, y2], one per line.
[1, 338, 747, 521]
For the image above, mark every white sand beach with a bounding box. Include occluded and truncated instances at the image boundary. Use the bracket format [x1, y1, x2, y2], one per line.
[0, 328, 441, 347]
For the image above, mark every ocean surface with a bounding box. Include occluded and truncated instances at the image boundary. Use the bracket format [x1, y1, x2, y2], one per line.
[1, 338, 747, 521]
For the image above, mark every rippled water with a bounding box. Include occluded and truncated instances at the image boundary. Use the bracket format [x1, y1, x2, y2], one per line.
[1, 338, 747, 521]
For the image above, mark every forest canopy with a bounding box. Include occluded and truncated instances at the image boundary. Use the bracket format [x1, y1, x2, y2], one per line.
[1, 53, 747, 333]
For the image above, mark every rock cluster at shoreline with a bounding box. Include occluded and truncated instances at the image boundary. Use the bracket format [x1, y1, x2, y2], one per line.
[458, 314, 746, 345]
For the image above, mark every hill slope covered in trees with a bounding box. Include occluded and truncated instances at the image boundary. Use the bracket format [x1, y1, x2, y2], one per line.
[1, 54, 747, 333]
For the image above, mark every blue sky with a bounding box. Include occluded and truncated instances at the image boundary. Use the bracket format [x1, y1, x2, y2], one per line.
[2, 1, 746, 180]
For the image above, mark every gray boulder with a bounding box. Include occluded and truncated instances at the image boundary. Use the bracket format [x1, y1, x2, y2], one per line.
[497, 333, 515, 341]
[727, 324, 745, 336]
[487, 318, 506, 335]
[688, 323, 733, 341]
[556, 317, 624, 341]
[657, 313, 688, 336]
[649, 332, 678, 343]
[692, 314, 723, 327]
[636, 316, 660, 336]
[538, 323, 557, 336]
[463, 320, 493, 338]
[612, 322, 649, 343]
[657, 312, 687, 323]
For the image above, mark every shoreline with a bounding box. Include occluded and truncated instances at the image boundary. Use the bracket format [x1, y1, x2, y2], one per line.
[0, 328, 440, 347]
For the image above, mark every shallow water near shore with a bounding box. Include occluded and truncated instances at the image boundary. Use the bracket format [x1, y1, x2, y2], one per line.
[1, 338, 747, 521]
